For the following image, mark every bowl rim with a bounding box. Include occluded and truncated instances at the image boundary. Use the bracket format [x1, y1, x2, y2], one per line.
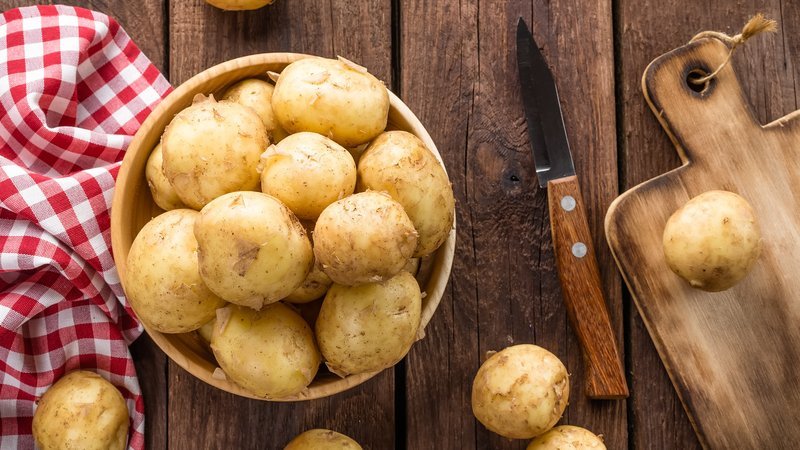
[111, 52, 456, 401]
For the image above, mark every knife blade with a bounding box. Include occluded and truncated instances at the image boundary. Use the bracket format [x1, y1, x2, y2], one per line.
[516, 18, 628, 399]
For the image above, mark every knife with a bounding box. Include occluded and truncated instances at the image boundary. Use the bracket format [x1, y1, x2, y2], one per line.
[516, 18, 628, 399]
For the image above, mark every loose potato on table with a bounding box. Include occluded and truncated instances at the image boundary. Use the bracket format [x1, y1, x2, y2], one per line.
[161, 96, 266, 209]
[194, 191, 313, 310]
[358, 131, 455, 257]
[527, 425, 606, 450]
[145, 143, 186, 211]
[316, 271, 421, 376]
[313, 191, 417, 285]
[284, 429, 362, 450]
[259, 132, 356, 220]
[272, 56, 389, 147]
[222, 78, 286, 142]
[126, 209, 226, 333]
[662, 190, 761, 292]
[472, 344, 570, 439]
[33, 371, 129, 450]
[211, 303, 320, 398]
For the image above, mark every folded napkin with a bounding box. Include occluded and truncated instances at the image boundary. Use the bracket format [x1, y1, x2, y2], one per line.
[0, 5, 171, 449]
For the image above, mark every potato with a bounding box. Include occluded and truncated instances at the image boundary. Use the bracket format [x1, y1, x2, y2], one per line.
[205, 0, 274, 10]
[259, 132, 356, 220]
[272, 57, 389, 147]
[527, 425, 606, 450]
[316, 271, 421, 376]
[222, 78, 286, 142]
[472, 344, 569, 439]
[145, 143, 186, 211]
[162, 96, 266, 209]
[33, 371, 129, 450]
[402, 257, 420, 275]
[662, 190, 761, 292]
[194, 191, 313, 310]
[285, 259, 332, 304]
[197, 317, 215, 343]
[211, 303, 320, 398]
[357, 131, 455, 256]
[284, 429, 362, 450]
[314, 191, 417, 285]
[126, 209, 226, 333]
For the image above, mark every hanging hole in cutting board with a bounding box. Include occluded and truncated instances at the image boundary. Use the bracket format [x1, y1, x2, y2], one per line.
[686, 68, 713, 95]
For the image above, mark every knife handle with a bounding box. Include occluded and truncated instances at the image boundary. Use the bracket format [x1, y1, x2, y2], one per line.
[547, 175, 629, 399]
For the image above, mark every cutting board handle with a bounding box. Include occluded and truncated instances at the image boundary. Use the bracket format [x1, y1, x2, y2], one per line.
[641, 38, 765, 165]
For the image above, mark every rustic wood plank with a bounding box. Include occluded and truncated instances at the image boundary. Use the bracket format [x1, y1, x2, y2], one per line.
[616, 4, 798, 448]
[0, 2, 170, 449]
[166, 1, 393, 449]
[400, 1, 626, 448]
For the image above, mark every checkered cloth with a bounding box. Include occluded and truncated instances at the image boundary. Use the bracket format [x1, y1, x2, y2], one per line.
[0, 5, 171, 449]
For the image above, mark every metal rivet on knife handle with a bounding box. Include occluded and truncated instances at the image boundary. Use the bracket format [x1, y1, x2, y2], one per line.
[572, 242, 587, 258]
[560, 195, 576, 211]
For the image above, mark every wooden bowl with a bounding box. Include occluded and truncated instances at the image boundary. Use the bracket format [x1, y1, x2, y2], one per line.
[110, 53, 456, 401]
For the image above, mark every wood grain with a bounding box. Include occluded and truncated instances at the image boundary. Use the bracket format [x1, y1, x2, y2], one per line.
[547, 175, 627, 399]
[615, 4, 800, 448]
[164, 1, 394, 449]
[400, 1, 626, 448]
[607, 37, 800, 449]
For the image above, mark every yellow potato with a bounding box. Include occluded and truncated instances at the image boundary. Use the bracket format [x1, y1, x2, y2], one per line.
[357, 131, 455, 256]
[126, 209, 226, 333]
[284, 259, 332, 304]
[211, 304, 320, 398]
[313, 191, 417, 285]
[284, 429, 362, 450]
[197, 317, 215, 343]
[472, 344, 569, 439]
[527, 425, 606, 450]
[205, 0, 274, 10]
[259, 132, 356, 220]
[663, 190, 761, 292]
[162, 96, 266, 209]
[272, 57, 389, 147]
[402, 257, 420, 275]
[316, 271, 421, 376]
[194, 191, 313, 310]
[222, 78, 286, 142]
[145, 143, 186, 211]
[33, 371, 129, 450]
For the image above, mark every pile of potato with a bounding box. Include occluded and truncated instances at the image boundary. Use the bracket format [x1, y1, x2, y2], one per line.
[128, 56, 455, 399]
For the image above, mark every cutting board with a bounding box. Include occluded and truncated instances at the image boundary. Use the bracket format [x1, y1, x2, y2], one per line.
[605, 38, 800, 449]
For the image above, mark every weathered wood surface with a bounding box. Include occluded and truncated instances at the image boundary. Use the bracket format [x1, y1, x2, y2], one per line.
[5, 0, 799, 448]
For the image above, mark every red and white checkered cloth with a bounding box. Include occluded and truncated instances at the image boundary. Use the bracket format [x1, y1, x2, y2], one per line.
[0, 5, 171, 449]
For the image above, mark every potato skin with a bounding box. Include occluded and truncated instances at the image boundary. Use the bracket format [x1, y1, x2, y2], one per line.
[126, 209, 226, 333]
[284, 429, 362, 450]
[527, 425, 606, 450]
[471, 344, 569, 439]
[194, 191, 313, 310]
[357, 131, 455, 257]
[313, 191, 418, 285]
[316, 271, 421, 376]
[259, 132, 356, 220]
[162, 97, 267, 209]
[205, 0, 274, 10]
[145, 143, 186, 211]
[285, 259, 332, 304]
[211, 304, 320, 398]
[222, 78, 286, 142]
[272, 57, 389, 147]
[662, 190, 761, 292]
[33, 371, 129, 450]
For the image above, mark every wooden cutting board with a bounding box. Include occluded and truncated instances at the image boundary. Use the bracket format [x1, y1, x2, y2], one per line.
[606, 38, 800, 449]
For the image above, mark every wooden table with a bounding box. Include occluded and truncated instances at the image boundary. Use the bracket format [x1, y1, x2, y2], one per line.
[8, 0, 798, 448]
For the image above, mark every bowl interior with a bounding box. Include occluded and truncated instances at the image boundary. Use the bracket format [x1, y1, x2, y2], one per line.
[111, 53, 455, 401]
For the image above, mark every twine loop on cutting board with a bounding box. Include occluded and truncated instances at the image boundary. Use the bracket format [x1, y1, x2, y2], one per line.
[688, 13, 778, 85]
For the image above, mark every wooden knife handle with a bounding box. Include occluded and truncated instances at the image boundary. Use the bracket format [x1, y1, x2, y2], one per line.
[547, 175, 629, 399]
